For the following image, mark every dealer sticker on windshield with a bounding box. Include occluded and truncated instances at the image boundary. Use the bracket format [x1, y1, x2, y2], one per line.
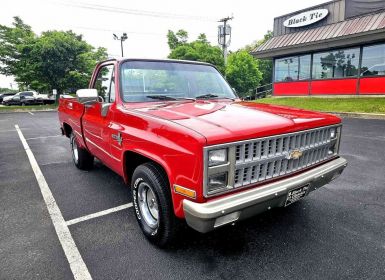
[285, 184, 310, 206]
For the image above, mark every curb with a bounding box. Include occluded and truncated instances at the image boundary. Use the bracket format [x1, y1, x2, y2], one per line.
[325, 111, 385, 120]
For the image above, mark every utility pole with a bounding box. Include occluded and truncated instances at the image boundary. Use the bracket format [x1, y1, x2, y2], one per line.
[218, 16, 233, 65]
[113, 33, 128, 57]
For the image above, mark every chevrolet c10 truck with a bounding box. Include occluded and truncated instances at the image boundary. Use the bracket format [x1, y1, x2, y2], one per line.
[58, 58, 347, 247]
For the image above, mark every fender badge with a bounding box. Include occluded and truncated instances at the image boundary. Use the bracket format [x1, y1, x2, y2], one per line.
[287, 149, 303, 160]
[112, 132, 123, 146]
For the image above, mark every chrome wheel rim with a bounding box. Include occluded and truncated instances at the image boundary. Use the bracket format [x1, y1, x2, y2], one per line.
[71, 136, 79, 163]
[137, 182, 159, 229]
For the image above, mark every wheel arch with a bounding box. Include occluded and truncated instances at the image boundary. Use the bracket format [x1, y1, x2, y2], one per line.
[123, 150, 172, 188]
[62, 122, 72, 138]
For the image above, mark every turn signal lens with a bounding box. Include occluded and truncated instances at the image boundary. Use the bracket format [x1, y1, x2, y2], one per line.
[174, 185, 196, 199]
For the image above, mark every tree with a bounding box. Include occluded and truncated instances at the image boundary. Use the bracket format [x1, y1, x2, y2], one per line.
[243, 31, 273, 88]
[0, 16, 36, 86]
[23, 30, 107, 94]
[225, 50, 262, 96]
[167, 29, 188, 50]
[0, 17, 107, 94]
[167, 30, 225, 73]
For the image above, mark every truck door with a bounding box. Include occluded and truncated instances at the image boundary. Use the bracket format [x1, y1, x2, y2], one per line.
[82, 63, 118, 169]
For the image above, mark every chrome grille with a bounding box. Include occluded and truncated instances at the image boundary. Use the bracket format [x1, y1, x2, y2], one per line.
[233, 126, 337, 188]
[204, 125, 341, 197]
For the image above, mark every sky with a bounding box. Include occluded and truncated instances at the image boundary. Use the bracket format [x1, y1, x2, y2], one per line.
[0, 0, 326, 89]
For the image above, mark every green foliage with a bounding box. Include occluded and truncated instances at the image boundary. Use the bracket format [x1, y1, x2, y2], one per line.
[225, 50, 262, 96]
[167, 29, 188, 50]
[243, 31, 273, 87]
[0, 87, 17, 93]
[167, 30, 225, 73]
[0, 17, 107, 94]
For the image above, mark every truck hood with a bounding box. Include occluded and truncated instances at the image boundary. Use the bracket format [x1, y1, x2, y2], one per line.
[133, 101, 341, 145]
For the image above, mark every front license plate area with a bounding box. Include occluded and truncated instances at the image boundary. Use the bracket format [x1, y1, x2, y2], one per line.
[285, 184, 310, 206]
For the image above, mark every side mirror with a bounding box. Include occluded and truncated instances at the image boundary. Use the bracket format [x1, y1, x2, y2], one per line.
[76, 89, 98, 104]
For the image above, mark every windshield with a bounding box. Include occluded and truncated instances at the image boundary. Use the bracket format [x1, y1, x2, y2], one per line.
[120, 61, 236, 102]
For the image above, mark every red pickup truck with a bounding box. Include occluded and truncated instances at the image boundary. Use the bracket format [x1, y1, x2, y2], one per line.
[58, 58, 347, 246]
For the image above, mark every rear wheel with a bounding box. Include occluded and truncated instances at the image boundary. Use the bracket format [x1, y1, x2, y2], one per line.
[70, 132, 94, 170]
[131, 162, 179, 247]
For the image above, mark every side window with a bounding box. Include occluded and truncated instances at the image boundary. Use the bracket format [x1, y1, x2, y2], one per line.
[93, 65, 115, 103]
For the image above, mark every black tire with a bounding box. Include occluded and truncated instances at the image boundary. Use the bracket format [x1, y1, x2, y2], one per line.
[70, 132, 94, 170]
[131, 162, 179, 247]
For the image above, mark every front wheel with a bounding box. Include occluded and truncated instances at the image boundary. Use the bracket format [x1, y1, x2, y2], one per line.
[132, 163, 179, 247]
[70, 132, 94, 170]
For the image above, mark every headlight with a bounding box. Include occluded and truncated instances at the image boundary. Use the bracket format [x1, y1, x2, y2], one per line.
[208, 172, 228, 193]
[208, 149, 227, 166]
[328, 126, 341, 155]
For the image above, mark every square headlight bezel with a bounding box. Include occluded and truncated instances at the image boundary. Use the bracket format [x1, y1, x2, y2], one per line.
[208, 148, 228, 167]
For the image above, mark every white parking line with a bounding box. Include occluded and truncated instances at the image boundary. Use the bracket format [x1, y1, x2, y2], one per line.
[66, 203, 133, 226]
[28, 111, 34, 115]
[15, 124, 92, 280]
[26, 135, 62, 140]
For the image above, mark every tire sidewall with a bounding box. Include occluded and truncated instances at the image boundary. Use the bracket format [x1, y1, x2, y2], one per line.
[70, 132, 79, 167]
[132, 174, 161, 239]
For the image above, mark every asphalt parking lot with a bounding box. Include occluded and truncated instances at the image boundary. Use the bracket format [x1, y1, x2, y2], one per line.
[0, 111, 384, 280]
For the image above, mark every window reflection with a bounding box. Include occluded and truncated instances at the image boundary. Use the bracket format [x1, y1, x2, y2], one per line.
[361, 44, 385, 76]
[312, 48, 360, 79]
[274, 55, 311, 82]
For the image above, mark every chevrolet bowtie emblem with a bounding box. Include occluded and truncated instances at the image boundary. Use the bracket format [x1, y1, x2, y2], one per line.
[112, 132, 123, 146]
[287, 149, 303, 160]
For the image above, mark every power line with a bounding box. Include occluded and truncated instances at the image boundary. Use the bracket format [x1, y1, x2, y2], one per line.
[44, 25, 217, 39]
[55, 0, 218, 22]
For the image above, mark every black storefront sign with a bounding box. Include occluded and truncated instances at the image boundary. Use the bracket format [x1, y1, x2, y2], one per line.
[345, 0, 385, 19]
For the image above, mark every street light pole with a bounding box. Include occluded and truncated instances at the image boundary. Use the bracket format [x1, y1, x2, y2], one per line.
[113, 33, 128, 57]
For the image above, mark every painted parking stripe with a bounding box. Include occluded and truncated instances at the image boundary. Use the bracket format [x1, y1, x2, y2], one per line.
[15, 124, 92, 280]
[66, 203, 133, 226]
[28, 111, 34, 115]
[26, 135, 62, 140]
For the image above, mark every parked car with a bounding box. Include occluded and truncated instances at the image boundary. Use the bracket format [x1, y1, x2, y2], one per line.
[0, 92, 16, 103]
[2, 91, 44, 106]
[58, 58, 347, 247]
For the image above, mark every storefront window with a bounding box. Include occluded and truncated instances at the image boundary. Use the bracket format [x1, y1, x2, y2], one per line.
[312, 48, 360, 79]
[275, 55, 311, 82]
[361, 43, 385, 76]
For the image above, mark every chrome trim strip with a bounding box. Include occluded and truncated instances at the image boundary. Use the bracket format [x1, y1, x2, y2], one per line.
[84, 129, 103, 140]
[85, 137, 121, 162]
[74, 130, 83, 138]
[68, 118, 81, 129]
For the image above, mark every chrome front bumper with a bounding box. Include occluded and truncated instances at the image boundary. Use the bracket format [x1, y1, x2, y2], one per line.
[183, 157, 347, 233]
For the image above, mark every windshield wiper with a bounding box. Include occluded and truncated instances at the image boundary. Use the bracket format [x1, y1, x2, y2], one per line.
[196, 94, 235, 101]
[196, 94, 218, 99]
[147, 95, 176, 100]
[146, 95, 195, 101]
